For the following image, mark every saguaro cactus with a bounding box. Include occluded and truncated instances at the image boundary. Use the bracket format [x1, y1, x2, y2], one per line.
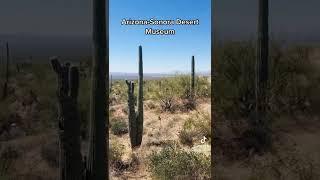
[191, 56, 195, 100]
[254, 0, 270, 149]
[109, 74, 113, 93]
[51, 57, 83, 180]
[126, 45, 144, 148]
[2, 42, 9, 99]
[188, 55, 196, 109]
[87, 0, 108, 179]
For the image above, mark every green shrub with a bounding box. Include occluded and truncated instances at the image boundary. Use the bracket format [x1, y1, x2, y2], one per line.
[178, 129, 195, 146]
[196, 76, 211, 98]
[109, 80, 128, 104]
[109, 75, 210, 112]
[109, 141, 129, 172]
[152, 78, 181, 112]
[179, 111, 211, 146]
[110, 120, 128, 136]
[148, 144, 211, 179]
[109, 141, 125, 164]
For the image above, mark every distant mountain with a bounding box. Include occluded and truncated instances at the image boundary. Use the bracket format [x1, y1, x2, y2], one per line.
[110, 71, 211, 80]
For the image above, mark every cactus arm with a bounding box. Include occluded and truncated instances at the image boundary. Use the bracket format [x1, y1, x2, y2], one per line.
[127, 80, 137, 147]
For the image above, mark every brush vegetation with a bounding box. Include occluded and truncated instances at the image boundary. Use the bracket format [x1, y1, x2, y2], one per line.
[212, 41, 320, 179]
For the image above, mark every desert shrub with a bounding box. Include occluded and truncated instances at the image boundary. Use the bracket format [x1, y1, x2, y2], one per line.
[128, 75, 210, 112]
[40, 140, 59, 168]
[213, 41, 320, 121]
[178, 129, 195, 146]
[145, 100, 157, 110]
[148, 143, 211, 179]
[195, 76, 211, 98]
[151, 76, 187, 112]
[249, 145, 320, 180]
[213, 42, 256, 119]
[179, 111, 211, 146]
[110, 80, 128, 104]
[109, 141, 125, 164]
[294, 161, 318, 180]
[0, 64, 57, 135]
[110, 120, 128, 136]
[109, 141, 129, 172]
[0, 146, 19, 176]
[129, 153, 140, 170]
[155, 81, 179, 112]
[268, 45, 319, 116]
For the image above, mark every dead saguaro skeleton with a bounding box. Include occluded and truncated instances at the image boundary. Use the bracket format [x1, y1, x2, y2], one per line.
[51, 57, 83, 180]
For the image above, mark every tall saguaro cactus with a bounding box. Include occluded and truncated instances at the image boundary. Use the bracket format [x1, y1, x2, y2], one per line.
[188, 55, 196, 109]
[2, 42, 9, 99]
[191, 56, 195, 101]
[254, 0, 270, 149]
[87, 0, 108, 179]
[137, 46, 144, 146]
[51, 57, 83, 180]
[126, 45, 144, 148]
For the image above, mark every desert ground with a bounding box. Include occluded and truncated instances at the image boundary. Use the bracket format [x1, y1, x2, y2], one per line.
[108, 76, 211, 179]
[0, 60, 212, 179]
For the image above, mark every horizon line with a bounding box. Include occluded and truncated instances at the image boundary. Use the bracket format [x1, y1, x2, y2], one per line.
[109, 70, 211, 74]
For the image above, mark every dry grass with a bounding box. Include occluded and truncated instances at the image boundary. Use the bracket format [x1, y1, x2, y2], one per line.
[0, 132, 59, 180]
[109, 99, 211, 179]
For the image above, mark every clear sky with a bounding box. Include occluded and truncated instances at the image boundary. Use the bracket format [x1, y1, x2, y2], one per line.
[110, 0, 211, 73]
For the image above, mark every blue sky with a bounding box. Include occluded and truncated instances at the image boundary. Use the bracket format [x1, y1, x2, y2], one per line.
[110, 0, 211, 73]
